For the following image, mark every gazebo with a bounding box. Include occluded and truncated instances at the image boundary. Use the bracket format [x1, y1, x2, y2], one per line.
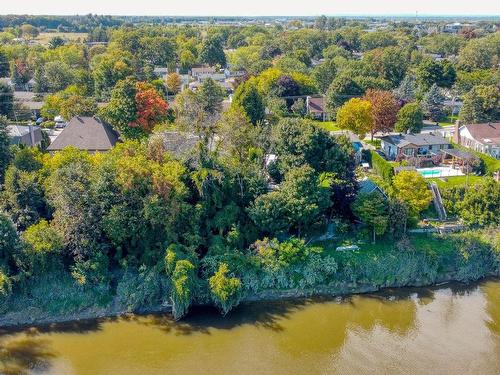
[439, 149, 478, 173]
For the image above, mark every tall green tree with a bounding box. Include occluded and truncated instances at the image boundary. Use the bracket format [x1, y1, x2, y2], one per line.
[325, 75, 364, 118]
[232, 80, 265, 125]
[198, 78, 225, 114]
[395, 103, 424, 133]
[394, 75, 416, 102]
[392, 171, 432, 218]
[0, 212, 18, 271]
[44, 61, 74, 92]
[249, 165, 329, 237]
[417, 60, 456, 91]
[0, 82, 13, 117]
[0, 48, 9, 77]
[0, 116, 11, 182]
[459, 85, 500, 123]
[352, 192, 388, 243]
[312, 59, 337, 93]
[199, 35, 226, 67]
[421, 84, 444, 121]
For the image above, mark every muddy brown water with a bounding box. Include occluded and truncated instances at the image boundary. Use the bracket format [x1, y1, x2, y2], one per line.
[1, 280, 499, 375]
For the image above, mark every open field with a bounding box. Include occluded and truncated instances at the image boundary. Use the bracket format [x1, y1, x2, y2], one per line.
[35, 32, 88, 44]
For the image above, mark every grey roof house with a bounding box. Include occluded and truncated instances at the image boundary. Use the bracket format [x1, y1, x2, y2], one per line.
[47, 116, 119, 153]
[379, 133, 451, 160]
[8, 124, 43, 147]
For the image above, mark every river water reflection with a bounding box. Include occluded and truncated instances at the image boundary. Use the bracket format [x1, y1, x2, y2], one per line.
[1, 280, 499, 375]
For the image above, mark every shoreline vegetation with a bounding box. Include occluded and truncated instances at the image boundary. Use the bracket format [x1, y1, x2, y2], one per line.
[2, 230, 498, 329]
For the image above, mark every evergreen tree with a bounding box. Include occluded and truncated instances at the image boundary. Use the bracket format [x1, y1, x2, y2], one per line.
[394, 75, 416, 103]
[0, 82, 13, 117]
[0, 116, 11, 182]
[421, 84, 444, 121]
[0, 48, 9, 77]
[198, 78, 224, 114]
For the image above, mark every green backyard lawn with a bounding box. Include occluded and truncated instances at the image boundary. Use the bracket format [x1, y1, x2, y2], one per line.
[313, 121, 340, 132]
[428, 175, 485, 188]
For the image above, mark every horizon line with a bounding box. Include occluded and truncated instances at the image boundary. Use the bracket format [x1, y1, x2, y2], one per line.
[1, 13, 500, 18]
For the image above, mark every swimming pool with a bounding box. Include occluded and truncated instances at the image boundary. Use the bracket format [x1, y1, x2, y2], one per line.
[417, 167, 464, 178]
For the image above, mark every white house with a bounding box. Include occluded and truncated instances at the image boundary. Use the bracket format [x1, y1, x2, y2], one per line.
[455, 122, 500, 159]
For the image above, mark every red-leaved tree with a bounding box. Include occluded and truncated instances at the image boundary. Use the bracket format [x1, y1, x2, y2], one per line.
[363, 89, 400, 140]
[133, 82, 168, 133]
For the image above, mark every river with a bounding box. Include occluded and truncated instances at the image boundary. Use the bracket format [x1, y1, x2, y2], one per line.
[1, 280, 499, 375]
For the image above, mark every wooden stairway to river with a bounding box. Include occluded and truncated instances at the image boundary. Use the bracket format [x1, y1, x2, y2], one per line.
[430, 183, 447, 221]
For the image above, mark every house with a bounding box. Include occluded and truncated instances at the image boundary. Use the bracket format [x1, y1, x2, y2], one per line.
[191, 66, 216, 79]
[379, 133, 451, 160]
[153, 67, 169, 80]
[454, 122, 500, 159]
[7, 124, 43, 147]
[188, 80, 233, 93]
[47, 116, 119, 153]
[13, 91, 45, 119]
[306, 96, 326, 121]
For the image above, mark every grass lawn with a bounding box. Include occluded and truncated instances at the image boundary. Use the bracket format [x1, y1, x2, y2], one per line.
[36, 32, 88, 44]
[436, 115, 459, 127]
[312, 121, 340, 132]
[319, 232, 456, 264]
[428, 175, 485, 188]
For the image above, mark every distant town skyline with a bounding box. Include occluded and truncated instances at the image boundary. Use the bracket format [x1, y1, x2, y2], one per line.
[1, 0, 499, 17]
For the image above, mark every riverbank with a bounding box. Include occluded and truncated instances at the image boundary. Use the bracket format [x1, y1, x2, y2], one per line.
[2, 274, 499, 330]
[1, 230, 499, 329]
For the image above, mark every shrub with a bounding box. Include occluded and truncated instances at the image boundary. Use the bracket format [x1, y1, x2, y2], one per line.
[116, 264, 169, 312]
[209, 263, 243, 315]
[0, 269, 12, 298]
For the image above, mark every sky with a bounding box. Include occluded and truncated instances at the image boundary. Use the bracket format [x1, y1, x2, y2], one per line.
[0, 0, 498, 17]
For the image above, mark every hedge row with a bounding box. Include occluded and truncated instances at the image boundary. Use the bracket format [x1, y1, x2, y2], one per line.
[370, 150, 395, 183]
[454, 143, 500, 176]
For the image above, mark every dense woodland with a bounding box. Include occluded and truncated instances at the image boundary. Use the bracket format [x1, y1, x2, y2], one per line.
[0, 16, 499, 319]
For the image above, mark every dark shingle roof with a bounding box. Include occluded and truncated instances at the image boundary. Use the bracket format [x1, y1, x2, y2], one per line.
[380, 133, 450, 148]
[47, 116, 119, 152]
[7, 125, 43, 146]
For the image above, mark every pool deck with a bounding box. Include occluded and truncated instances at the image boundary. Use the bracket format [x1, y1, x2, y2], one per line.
[417, 167, 464, 178]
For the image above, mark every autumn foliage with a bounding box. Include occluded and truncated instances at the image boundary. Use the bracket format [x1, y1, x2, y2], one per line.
[133, 82, 168, 133]
[363, 89, 400, 139]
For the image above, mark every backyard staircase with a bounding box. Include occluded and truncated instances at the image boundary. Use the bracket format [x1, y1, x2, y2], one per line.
[430, 183, 447, 221]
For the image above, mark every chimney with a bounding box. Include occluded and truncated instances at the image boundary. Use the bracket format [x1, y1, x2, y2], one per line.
[453, 120, 461, 144]
[29, 124, 35, 146]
